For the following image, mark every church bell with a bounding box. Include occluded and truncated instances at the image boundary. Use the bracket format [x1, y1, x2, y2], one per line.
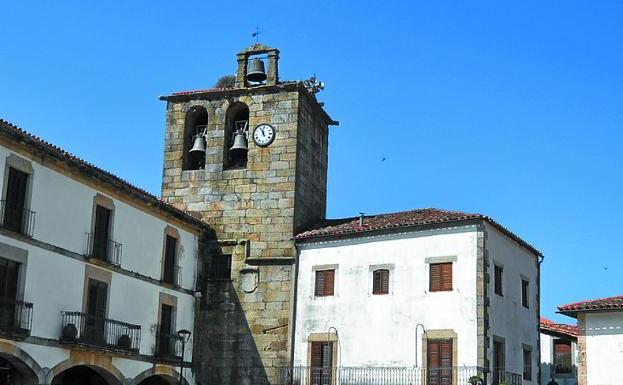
[229, 131, 249, 155]
[246, 58, 267, 83]
[189, 135, 206, 153]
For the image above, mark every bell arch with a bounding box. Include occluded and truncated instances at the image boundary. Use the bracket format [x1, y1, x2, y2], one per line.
[0, 341, 45, 384]
[183, 106, 208, 171]
[50, 359, 125, 385]
[223, 102, 249, 170]
[131, 367, 190, 385]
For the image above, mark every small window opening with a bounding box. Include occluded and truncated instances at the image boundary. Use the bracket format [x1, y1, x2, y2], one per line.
[372, 269, 389, 295]
[224, 103, 249, 170]
[183, 106, 208, 170]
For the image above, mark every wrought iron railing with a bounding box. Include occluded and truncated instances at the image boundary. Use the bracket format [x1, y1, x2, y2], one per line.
[85, 232, 123, 266]
[162, 264, 182, 287]
[155, 329, 182, 360]
[278, 366, 487, 385]
[0, 201, 36, 237]
[491, 370, 522, 385]
[59, 311, 141, 353]
[0, 297, 33, 337]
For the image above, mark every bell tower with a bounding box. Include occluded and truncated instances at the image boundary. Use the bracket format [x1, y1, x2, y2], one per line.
[160, 44, 337, 385]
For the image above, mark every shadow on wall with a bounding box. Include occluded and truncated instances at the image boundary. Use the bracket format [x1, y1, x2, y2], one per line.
[193, 242, 270, 385]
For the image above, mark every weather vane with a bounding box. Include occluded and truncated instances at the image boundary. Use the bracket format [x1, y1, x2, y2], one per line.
[251, 26, 262, 43]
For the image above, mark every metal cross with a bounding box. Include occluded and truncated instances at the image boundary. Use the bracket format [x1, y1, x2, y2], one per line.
[251, 26, 262, 43]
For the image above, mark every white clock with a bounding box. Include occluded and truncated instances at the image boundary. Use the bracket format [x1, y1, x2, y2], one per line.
[252, 124, 276, 147]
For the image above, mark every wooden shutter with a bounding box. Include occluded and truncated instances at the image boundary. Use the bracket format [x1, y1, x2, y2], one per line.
[315, 270, 335, 296]
[494, 265, 503, 295]
[93, 205, 111, 259]
[87, 279, 108, 318]
[373, 269, 389, 294]
[4, 168, 28, 232]
[0, 258, 20, 300]
[311, 341, 323, 368]
[160, 304, 173, 334]
[441, 263, 452, 291]
[430, 264, 441, 291]
[163, 235, 177, 284]
[430, 263, 452, 292]
[440, 340, 452, 367]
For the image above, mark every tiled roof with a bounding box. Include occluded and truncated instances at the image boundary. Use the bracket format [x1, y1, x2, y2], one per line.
[295, 208, 541, 256]
[558, 295, 623, 316]
[540, 317, 578, 338]
[0, 118, 211, 231]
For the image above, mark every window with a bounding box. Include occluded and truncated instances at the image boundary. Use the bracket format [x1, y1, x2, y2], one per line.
[311, 341, 333, 385]
[521, 279, 529, 308]
[3, 167, 29, 234]
[523, 348, 532, 380]
[427, 339, 453, 383]
[162, 235, 178, 285]
[157, 303, 175, 356]
[430, 263, 452, 292]
[492, 339, 505, 385]
[554, 340, 572, 374]
[84, 279, 108, 345]
[0, 257, 21, 333]
[92, 204, 112, 261]
[372, 269, 389, 295]
[209, 255, 232, 281]
[494, 265, 503, 296]
[315, 270, 335, 297]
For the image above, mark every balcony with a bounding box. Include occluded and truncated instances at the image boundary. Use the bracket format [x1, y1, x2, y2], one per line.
[162, 264, 182, 287]
[59, 311, 141, 354]
[0, 297, 33, 338]
[155, 330, 182, 361]
[492, 370, 523, 385]
[0, 201, 35, 237]
[85, 233, 123, 267]
[278, 366, 488, 385]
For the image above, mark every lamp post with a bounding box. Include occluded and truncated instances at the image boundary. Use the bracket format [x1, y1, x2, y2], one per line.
[414, 323, 427, 368]
[177, 329, 192, 385]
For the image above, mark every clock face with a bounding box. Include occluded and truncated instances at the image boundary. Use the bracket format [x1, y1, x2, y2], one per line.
[252, 124, 276, 147]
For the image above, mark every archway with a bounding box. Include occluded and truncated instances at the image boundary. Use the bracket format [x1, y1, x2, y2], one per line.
[51, 364, 123, 385]
[0, 353, 40, 385]
[132, 367, 190, 385]
[135, 374, 175, 385]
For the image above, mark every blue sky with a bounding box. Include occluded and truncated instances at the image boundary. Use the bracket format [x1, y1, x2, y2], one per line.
[1, 1, 622, 322]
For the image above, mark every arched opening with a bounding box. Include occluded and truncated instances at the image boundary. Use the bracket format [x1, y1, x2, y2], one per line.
[224, 102, 249, 170]
[183, 106, 208, 171]
[52, 365, 122, 385]
[136, 374, 176, 385]
[0, 354, 39, 385]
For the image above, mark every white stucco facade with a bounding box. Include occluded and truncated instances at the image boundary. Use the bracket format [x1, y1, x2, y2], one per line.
[582, 312, 623, 385]
[0, 141, 205, 385]
[539, 331, 577, 385]
[294, 222, 540, 385]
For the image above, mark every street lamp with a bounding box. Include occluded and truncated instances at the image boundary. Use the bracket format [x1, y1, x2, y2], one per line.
[177, 329, 192, 385]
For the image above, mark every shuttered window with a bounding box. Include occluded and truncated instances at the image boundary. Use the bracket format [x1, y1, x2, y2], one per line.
[315, 270, 335, 297]
[3, 167, 29, 233]
[494, 265, 503, 296]
[311, 341, 333, 385]
[430, 263, 452, 292]
[372, 269, 389, 295]
[521, 279, 529, 308]
[523, 348, 532, 380]
[162, 235, 178, 285]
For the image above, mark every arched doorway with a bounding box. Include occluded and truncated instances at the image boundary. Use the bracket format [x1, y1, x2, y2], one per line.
[0, 354, 39, 385]
[52, 365, 122, 385]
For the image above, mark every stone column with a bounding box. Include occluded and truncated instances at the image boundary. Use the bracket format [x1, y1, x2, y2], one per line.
[267, 49, 280, 85]
[235, 53, 248, 88]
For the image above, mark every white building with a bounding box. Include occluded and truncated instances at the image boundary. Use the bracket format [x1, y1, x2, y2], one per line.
[558, 295, 623, 385]
[0, 119, 210, 385]
[292, 210, 542, 385]
[540, 318, 578, 385]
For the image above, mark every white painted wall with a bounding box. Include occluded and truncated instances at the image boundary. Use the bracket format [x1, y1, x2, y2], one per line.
[540, 332, 577, 385]
[485, 223, 540, 384]
[584, 312, 623, 385]
[0, 146, 199, 384]
[294, 226, 480, 367]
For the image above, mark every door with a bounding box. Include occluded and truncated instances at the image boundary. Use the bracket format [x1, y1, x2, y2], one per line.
[159, 304, 174, 355]
[428, 339, 453, 385]
[92, 205, 111, 260]
[310, 341, 333, 385]
[3, 168, 28, 233]
[0, 258, 20, 331]
[84, 279, 108, 346]
[492, 340, 505, 384]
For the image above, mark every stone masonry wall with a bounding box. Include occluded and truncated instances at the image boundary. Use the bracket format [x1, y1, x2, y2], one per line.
[160, 85, 331, 385]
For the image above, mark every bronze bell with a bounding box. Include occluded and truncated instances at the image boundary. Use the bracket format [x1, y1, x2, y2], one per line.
[229, 131, 249, 155]
[189, 135, 206, 153]
[246, 58, 267, 83]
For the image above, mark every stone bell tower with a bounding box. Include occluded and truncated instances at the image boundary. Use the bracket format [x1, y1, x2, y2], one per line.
[160, 44, 337, 385]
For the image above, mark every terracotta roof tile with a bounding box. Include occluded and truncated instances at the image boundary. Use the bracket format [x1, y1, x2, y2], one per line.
[540, 317, 578, 338]
[558, 295, 623, 315]
[0, 118, 211, 231]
